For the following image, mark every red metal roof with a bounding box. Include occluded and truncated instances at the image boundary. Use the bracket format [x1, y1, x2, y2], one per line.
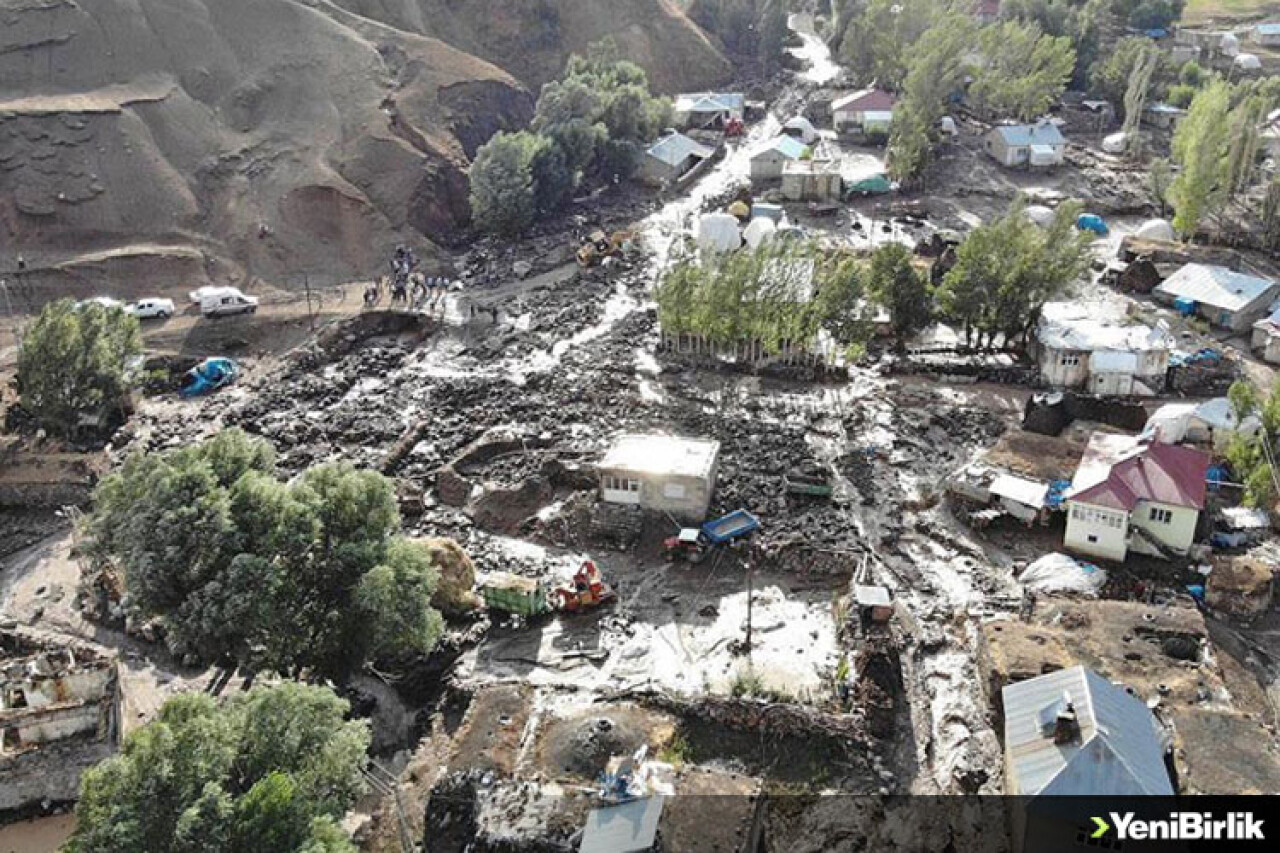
[1070, 442, 1210, 511]
[833, 89, 897, 113]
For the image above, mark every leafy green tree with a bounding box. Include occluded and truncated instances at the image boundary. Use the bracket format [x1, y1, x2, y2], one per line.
[1147, 157, 1173, 216]
[1169, 80, 1232, 239]
[84, 429, 445, 678]
[836, 0, 944, 91]
[886, 12, 977, 184]
[1120, 44, 1159, 155]
[1225, 379, 1280, 507]
[938, 200, 1090, 348]
[866, 243, 930, 342]
[969, 19, 1076, 121]
[67, 684, 366, 853]
[1090, 36, 1173, 121]
[531, 78, 606, 176]
[469, 132, 537, 236]
[16, 299, 142, 438]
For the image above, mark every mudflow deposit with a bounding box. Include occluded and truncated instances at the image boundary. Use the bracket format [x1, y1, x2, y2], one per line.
[0, 0, 729, 297]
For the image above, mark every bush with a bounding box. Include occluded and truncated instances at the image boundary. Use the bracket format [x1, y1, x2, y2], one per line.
[16, 299, 142, 438]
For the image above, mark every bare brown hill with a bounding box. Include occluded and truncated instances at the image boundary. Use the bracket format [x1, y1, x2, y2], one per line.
[0, 0, 728, 303]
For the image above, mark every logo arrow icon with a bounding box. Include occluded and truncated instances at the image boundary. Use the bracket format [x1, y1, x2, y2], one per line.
[1091, 817, 1111, 839]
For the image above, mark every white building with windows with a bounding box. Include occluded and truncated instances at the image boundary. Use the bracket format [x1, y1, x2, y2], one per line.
[1063, 434, 1210, 562]
[598, 434, 720, 519]
[1036, 303, 1173, 396]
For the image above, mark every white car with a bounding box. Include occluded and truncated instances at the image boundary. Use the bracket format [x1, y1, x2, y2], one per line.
[126, 298, 175, 319]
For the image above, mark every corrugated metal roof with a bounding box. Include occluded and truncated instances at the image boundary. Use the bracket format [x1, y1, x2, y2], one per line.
[1155, 263, 1278, 313]
[645, 132, 713, 168]
[1255, 22, 1280, 35]
[1037, 302, 1173, 353]
[1068, 435, 1210, 511]
[1003, 666, 1173, 796]
[752, 135, 808, 161]
[989, 474, 1049, 508]
[580, 796, 665, 853]
[992, 121, 1065, 147]
[674, 93, 745, 113]
[832, 88, 897, 113]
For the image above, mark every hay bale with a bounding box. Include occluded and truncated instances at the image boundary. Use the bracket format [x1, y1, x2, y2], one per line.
[421, 537, 480, 615]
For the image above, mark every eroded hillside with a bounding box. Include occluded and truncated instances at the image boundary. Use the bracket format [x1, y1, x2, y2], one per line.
[0, 0, 729, 297]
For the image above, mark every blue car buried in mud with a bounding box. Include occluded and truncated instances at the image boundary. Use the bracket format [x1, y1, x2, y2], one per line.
[180, 358, 239, 398]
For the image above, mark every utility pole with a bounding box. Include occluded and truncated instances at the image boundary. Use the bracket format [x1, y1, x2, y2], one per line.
[744, 553, 754, 654]
[304, 273, 317, 331]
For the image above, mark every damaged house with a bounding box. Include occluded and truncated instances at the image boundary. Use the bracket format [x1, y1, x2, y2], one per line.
[1003, 665, 1173, 851]
[1035, 303, 1173, 396]
[598, 434, 720, 519]
[1154, 263, 1280, 332]
[1, 629, 118, 814]
[781, 159, 843, 202]
[1064, 434, 1210, 562]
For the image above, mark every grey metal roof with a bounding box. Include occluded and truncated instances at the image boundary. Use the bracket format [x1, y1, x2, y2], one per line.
[675, 92, 745, 113]
[1003, 665, 1173, 796]
[1154, 263, 1278, 313]
[992, 121, 1065, 147]
[645, 133, 713, 168]
[752, 135, 808, 161]
[580, 796, 665, 853]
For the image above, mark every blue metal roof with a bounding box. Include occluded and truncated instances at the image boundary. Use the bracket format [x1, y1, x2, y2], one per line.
[758, 135, 809, 160]
[993, 122, 1065, 147]
[645, 132, 713, 167]
[1256, 22, 1280, 35]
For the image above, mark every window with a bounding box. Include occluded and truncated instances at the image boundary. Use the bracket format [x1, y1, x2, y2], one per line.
[1070, 505, 1125, 530]
[1060, 354, 1081, 367]
[1149, 507, 1173, 524]
[603, 475, 639, 493]
[1087, 534, 1098, 543]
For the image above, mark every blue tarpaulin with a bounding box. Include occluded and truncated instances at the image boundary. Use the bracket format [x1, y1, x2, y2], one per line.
[1045, 479, 1072, 508]
[180, 358, 238, 398]
[1173, 297, 1197, 316]
[1076, 213, 1109, 236]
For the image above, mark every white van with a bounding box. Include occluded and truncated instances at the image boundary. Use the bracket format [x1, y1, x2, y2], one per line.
[199, 287, 259, 318]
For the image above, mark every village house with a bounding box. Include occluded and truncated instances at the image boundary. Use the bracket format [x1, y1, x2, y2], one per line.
[1252, 22, 1280, 46]
[781, 159, 842, 202]
[1142, 102, 1185, 130]
[672, 92, 744, 130]
[974, 0, 1001, 24]
[1063, 434, 1210, 562]
[831, 88, 896, 135]
[1252, 304, 1280, 363]
[598, 434, 720, 519]
[749, 135, 809, 181]
[1035, 303, 1173, 396]
[1003, 666, 1173, 852]
[638, 132, 714, 186]
[984, 121, 1066, 168]
[1153, 262, 1280, 332]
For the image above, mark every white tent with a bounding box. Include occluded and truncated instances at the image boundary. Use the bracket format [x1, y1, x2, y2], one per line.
[1101, 132, 1128, 154]
[1024, 204, 1055, 228]
[696, 212, 742, 253]
[1234, 52, 1262, 71]
[742, 217, 777, 249]
[1134, 218, 1175, 242]
[782, 115, 819, 144]
[1221, 32, 1240, 56]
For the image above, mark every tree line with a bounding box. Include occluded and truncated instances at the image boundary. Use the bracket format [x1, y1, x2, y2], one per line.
[656, 201, 1091, 357]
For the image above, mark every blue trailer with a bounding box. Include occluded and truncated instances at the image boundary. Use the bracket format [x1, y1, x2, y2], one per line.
[664, 510, 760, 562]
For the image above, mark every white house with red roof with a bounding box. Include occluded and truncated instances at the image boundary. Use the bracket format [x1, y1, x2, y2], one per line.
[832, 89, 897, 135]
[1063, 434, 1210, 562]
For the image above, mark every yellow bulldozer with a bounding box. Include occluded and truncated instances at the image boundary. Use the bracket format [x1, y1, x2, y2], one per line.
[576, 229, 636, 267]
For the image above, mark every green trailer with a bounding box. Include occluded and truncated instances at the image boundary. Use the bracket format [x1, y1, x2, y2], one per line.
[479, 572, 549, 617]
[784, 465, 834, 498]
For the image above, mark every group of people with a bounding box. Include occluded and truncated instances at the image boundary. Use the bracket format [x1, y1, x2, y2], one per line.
[362, 245, 460, 314]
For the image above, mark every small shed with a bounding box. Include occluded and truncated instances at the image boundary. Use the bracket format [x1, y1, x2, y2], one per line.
[781, 159, 842, 202]
[638, 132, 713, 186]
[672, 92, 745, 129]
[988, 473, 1049, 523]
[749, 136, 809, 181]
[832, 88, 897, 134]
[854, 585, 893, 624]
[598, 434, 721, 519]
[1254, 22, 1280, 46]
[1142, 103, 1185, 129]
[1252, 306, 1280, 363]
